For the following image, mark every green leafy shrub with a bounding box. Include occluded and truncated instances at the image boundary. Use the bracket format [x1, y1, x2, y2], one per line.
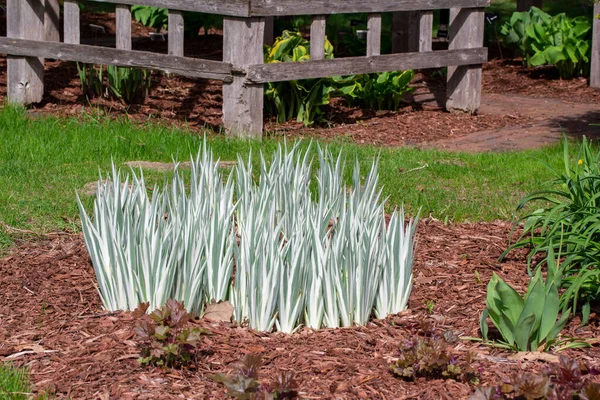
[264, 31, 414, 125]
[344, 70, 414, 111]
[500, 7, 591, 79]
[479, 268, 584, 352]
[131, 6, 223, 37]
[264, 30, 338, 126]
[212, 354, 300, 399]
[501, 136, 600, 324]
[131, 6, 168, 32]
[470, 356, 600, 400]
[134, 299, 209, 368]
[78, 142, 418, 333]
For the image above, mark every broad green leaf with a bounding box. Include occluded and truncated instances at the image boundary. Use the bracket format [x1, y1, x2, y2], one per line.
[514, 312, 536, 351]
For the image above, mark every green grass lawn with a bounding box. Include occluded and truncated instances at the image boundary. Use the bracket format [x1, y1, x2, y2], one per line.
[0, 105, 580, 250]
[0, 363, 32, 400]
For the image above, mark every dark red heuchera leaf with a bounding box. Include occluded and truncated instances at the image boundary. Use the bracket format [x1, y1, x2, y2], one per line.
[509, 372, 550, 400]
[272, 371, 300, 399]
[135, 319, 155, 338]
[132, 302, 150, 318]
[238, 354, 262, 380]
[547, 355, 585, 391]
[166, 299, 189, 328]
[134, 299, 209, 368]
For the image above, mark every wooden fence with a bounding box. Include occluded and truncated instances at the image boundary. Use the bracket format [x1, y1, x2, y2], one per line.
[0, 0, 491, 138]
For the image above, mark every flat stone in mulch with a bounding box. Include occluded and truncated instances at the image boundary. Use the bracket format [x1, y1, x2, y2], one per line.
[1, 220, 599, 399]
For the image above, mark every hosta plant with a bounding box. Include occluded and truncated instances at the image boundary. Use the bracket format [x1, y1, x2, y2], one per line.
[500, 7, 591, 78]
[131, 6, 168, 32]
[134, 300, 209, 368]
[479, 269, 575, 352]
[343, 70, 414, 111]
[264, 31, 414, 124]
[264, 30, 338, 126]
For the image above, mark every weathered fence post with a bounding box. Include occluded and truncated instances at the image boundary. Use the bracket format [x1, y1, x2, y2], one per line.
[446, 8, 484, 113]
[310, 15, 326, 60]
[222, 17, 265, 138]
[168, 10, 184, 56]
[63, 0, 80, 45]
[44, 0, 60, 42]
[115, 4, 132, 50]
[591, 3, 600, 89]
[367, 13, 382, 57]
[392, 11, 433, 53]
[7, 0, 46, 105]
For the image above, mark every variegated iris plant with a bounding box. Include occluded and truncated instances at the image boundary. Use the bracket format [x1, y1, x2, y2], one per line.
[78, 142, 418, 333]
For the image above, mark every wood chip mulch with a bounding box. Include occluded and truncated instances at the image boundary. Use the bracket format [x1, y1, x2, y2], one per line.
[482, 59, 600, 104]
[1, 220, 599, 399]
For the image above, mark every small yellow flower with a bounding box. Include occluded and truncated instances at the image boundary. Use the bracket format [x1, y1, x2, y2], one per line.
[578, 159, 583, 165]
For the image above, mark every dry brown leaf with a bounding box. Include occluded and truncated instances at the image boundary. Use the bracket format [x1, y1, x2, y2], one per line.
[507, 352, 559, 363]
[203, 301, 234, 322]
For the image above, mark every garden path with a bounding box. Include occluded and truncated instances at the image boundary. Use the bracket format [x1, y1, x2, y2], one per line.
[427, 92, 600, 152]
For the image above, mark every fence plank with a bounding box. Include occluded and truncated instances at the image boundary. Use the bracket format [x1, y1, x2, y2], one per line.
[116, 4, 132, 50]
[446, 8, 485, 113]
[64, 0, 81, 45]
[418, 11, 433, 52]
[84, 0, 250, 17]
[222, 17, 265, 137]
[45, 0, 60, 42]
[367, 13, 381, 57]
[264, 16, 274, 45]
[7, 0, 45, 105]
[168, 10, 184, 57]
[250, 0, 489, 16]
[0, 37, 234, 81]
[392, 11, 433, 53]
[246, 47, 487, 83]
[591, 2, 600, 89]
[310, 15, 326, 60]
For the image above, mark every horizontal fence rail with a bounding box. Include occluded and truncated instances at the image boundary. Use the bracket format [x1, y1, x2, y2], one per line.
[1, 0, 493, 137]
[245, 48, 488, 83]
[85, 0, 489, 16]
[0, 38, 234, 81]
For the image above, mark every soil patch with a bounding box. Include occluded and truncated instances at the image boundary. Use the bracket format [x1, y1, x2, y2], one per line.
[1, 221, 599, 399]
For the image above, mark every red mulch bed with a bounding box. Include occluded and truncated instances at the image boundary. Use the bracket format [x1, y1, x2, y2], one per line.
[482, 58, 600, 104]
[1, 221, 599, 399]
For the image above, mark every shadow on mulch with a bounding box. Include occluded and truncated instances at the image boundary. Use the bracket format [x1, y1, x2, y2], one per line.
[548, 109, 600, 140]
[1, 220, 599, 399]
